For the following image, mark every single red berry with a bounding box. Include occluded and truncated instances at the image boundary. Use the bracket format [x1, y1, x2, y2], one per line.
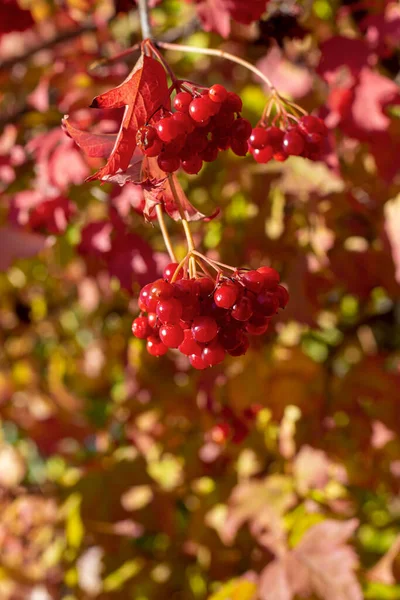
[231, 296, 253, 321]
[156, 298, 183, 324]
[255, 290, 279, 316]
[172, 111, 194, 133]
[231, 118, 252, 140]
[265, 126, 284, 152]
[275, 284, 289, 308]
[214, 283, 238, 309]
[139, 283, 153, 310]
[230, 138, 248, 156]
[228, 335, 250, 356]
[298, 115, 327, 136]
[159, 323, 185, 348]
[156, 117, 181, 143]
[147, 312, 158, 329]
[136, 125, 157, 149]
[150, 279, 174, 299]
[132, 316, 151, 339]
[219, 326, 243, 351]
[143, 137, 163, 157]
[189, 353, 208, 370]
[282, 129, 305, 156]
[200, 143, 219, 162]
[179, 329, 202, 356]
[202, 341, 226, 367]
[147, 336, 168, 357]
[273, 151, 288, 162]
[195, 277, 215, 298]
[189, 97, 214, 123]
[174, 91, 193, 112]
[209, 84, 228, 103]
[252, 145, 273, 164]
[163, 263, 183, 282]
[192, 316, 218, 343]
[157, 155, 180, 173]
[181, 155, 203, 175]
[240, 270, 264, 293]
[245, 315, 270, 335]
[224, 92, 242, 113]
[249, 127, 269, 149]
[257, 266, 280, 289]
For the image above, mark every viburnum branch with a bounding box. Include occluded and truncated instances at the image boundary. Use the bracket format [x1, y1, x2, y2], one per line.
[146, 41, 179, 83]
[137, 0, 153, 41]
[155, 41, 276, 93]
[155, 204, 177, 263]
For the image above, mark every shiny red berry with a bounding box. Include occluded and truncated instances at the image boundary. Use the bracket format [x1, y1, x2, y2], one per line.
[159, 324, 185, 348]
[282, 129, 305, 156]
[147, 336, 168, 357]
[174, 91, 193, 112]
[209, 84, 228, 103]
[214, 283, 238, 309]
[192, 316, 218, 343]
[163, 263, 183, 282]
[132, 316, 151, 339]
[156, 298, 183, 324]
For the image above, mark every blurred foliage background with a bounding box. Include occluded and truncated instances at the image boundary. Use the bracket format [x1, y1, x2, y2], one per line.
[1, 0, 400, 598]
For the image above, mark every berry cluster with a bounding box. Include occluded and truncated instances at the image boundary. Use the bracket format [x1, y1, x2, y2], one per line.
[136, 84, 251, 175]
[132, 263, 289, 369]
[249, 115, 328, 163]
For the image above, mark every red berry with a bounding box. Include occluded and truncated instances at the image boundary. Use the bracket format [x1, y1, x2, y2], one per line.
[192, 316, 218, 343]
[231, 118, 252, 140]
[202, 341, 226, 367]
[275, 284, 289, 308]
[200, 143, 219, 162]
[255, 290, 279, 316]
[245, 315, 270, 335]
[156, 298, 183, 324]
[228, 335, 250, 356]
[163, 263, 183, 282]
[132, 316, 151, 339]
[179, 329, 202, 356]
[252, 145, 273, 164]
[148, 312, 158, 329]
[147, 336, 168, 357]
[214, 283, 238, 309]
[209, 84, 228, 103]
[143, 137, 163, 157]
[136, 125, 157, 149]
[189, 97, 215, 123]
[249, 127, 269, 149]
[265, 126, 284, 151]
[282, 129, 305, 156]
[156, 117, 181, 143]
[240, 270, 264, 293]
[224, 92, 242, 113]
[298, 115, 327, 136]
[150, 279, 174, 299]
[195, 277, 215, 298]
[181, 155, 203, 175]
[157, 155, 180, 173]
[174, 91, 193, 112]
[139, 283, 153, 310]
[172, 111, 194, 133]
[159, 323, 185, 348]
[231, 296, 253, 321]
[189, 353, 208, 370]
[230, 138, 248, 156]
[257, 266, 280, 289]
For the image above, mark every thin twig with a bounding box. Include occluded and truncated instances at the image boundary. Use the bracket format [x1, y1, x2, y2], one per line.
[137, 0, 152, 41]
[155, 204, 177, 263]
[156, 41, 276, 92]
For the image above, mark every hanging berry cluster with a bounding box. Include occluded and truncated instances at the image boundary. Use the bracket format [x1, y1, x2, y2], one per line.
[63, 38, 330, 368]
[136, 83, 251, 175]
[132, 258, 288, 369]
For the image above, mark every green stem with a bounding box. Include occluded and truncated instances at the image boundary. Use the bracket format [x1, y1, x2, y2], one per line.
[156, 40, 276, 92]
[155, 204, 177, 263]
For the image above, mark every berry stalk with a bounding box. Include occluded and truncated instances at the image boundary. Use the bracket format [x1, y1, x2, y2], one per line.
[155, 203, 177, 263]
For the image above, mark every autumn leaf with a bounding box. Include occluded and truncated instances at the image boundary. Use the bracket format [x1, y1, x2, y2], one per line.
[63, 54, 170, 182]
[0, 226, 49, 271]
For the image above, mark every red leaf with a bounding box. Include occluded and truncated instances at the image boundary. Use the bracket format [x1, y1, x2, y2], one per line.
[78, 54, 170, 181]
[0, 226, 49, 272]
[62, 118, 117, 159]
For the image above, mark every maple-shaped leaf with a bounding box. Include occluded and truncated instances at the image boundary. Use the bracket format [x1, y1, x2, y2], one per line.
[64, 54, 170, 182]
[259, 519, 362, 600]
[62, 119, 117, 159]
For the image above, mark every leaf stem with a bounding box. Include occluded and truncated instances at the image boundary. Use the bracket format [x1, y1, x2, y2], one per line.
[137, 0, 152, 40]
[155, 204, 177, 263]
[155, 41, 276, 92]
